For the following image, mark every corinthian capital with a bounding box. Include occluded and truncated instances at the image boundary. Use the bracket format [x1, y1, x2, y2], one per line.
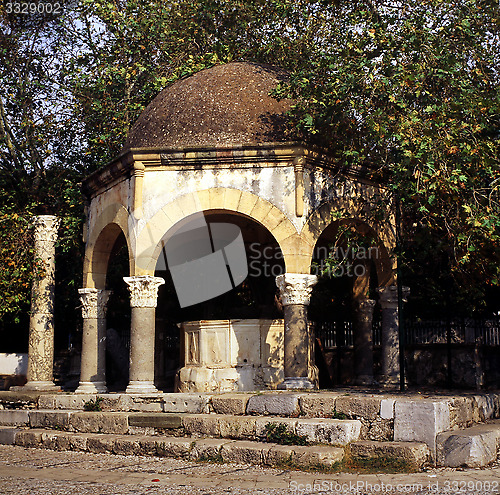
[78, 288, 112, 319]
[123, 276, 165, 308]
[276, 273, 318, 306]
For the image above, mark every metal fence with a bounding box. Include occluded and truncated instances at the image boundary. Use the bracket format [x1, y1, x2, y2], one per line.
[405, 317, 500, 346]
[315, 317, 500, 349]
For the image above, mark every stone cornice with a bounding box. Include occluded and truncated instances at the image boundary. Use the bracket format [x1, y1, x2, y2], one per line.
[82, 142, 384, 198]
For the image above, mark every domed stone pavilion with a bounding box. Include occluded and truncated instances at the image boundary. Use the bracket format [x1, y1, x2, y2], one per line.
[73, 61, 401, 394]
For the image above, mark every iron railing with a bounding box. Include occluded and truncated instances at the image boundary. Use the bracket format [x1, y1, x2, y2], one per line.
[315, 317, 500, 349]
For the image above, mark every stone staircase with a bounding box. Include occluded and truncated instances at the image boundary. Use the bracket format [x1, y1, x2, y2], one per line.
[0, 390, 499, 472]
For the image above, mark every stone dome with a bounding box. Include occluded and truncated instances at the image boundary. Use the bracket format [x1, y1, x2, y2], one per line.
[124, 62, 294, 150]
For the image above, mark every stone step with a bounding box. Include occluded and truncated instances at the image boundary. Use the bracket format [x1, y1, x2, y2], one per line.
[0, 426, 344, 470]
[3, 391, 499, 432]
[24, 410, 362, 445]
[436, 420, 500, 468]
[348, 440, 431, 471]
[0, 409, 29, 426]
[2, 390, 500, 462]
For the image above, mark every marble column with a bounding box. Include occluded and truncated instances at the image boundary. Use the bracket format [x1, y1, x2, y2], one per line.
[276, 273, 318, 390]
[353, 298, 376, 385]
[123, 276, 164, 393]
[24, 215, 60, 391]
[75, 289, 111, 393]
[377, 285, 409, 387]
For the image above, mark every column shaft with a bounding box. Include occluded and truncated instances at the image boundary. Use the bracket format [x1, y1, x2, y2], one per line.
[129, 307, 155, 383]
[283, 304, 309, 378]
[24, 215, 60, 391]
[76, 289, 110, 393]
[378, 285, 409, 387]
[276, 273, 318, 390]
[124, 276, 164, 394]
[353, 299, 376, 385]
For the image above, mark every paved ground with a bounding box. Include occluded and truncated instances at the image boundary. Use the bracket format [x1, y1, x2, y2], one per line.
[0, 445, 499, 494]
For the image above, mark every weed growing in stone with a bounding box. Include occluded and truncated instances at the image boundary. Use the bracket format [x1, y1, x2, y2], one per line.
[83, 397, 104, 411]
[332, 409, 347, 420]
[264, 422, 308, 446]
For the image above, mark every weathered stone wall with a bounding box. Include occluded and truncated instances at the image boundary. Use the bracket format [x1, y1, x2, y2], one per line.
[87, 162, 383, 242]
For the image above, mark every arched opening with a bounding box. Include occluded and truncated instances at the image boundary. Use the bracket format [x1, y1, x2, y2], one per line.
[153, 210, 285, 391]
[82, 222, 132, 392]
[309, 219, 384, 388]
[103, 231, 131, 391]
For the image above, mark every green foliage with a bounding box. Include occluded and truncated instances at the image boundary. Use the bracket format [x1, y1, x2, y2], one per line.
[276, 0, 500, 314]
[332, 409, 347, 420]
[313, 221, 379, 279]
[264, 422, 309, 445]
[196, 449, 224, 463]
[0, 0, 498, 337]
[0, 209, 37, 320]
[67, 0, 321, 164]
[83, 396, 104, 411]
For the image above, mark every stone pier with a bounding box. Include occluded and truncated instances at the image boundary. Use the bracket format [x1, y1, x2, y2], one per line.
[23, 215, 60, 391]
[75, 289, 111, 393]
[378, 285, 409, 387]
[276, 273, 318, 390]
[353, 298, 376, 385]
[123, 276, 164, 394]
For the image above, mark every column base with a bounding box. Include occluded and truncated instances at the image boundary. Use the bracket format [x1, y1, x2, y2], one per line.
[75, 381, 108, 394]
[278, 377, 316, 391]
[355, 375, 375, 386]
[20, 381, 60, 391]
[379, 375, 401, 389]
[125, 381, 159, 394]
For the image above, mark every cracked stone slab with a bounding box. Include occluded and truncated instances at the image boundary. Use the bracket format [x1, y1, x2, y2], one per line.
[70, 412, 130, 434]
[0, 410, 29, 426]
[394, 400, 450, 461]
[0, 427, 18, 445]
[29, 410, 73, 430]
[437, 421, 500, 468]
[295, 418, 361, 445]
[335, 396, 383, 420]
[350, 440, 430, 470]
[246, 394, 300, 416]
[162, 394, 211, 414]
[211, 394, 249, 415]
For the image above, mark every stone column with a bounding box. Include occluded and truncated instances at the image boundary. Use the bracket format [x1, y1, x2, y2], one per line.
[124, 276, 164, 393]
[377, 285, 409, 387]
[24, 215, 60, 391]
[353, 298, 376, 385]
[276, 273, 318, 390]
[75, 289, 111, 393]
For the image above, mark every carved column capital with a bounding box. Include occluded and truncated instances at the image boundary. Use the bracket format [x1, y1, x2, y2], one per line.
[276, 273, 318, 306]
[32, 215, 60, 243]
[123, 276, 165, 308]
[377, 285, 409, 309]
[78, 288, 111, 319]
